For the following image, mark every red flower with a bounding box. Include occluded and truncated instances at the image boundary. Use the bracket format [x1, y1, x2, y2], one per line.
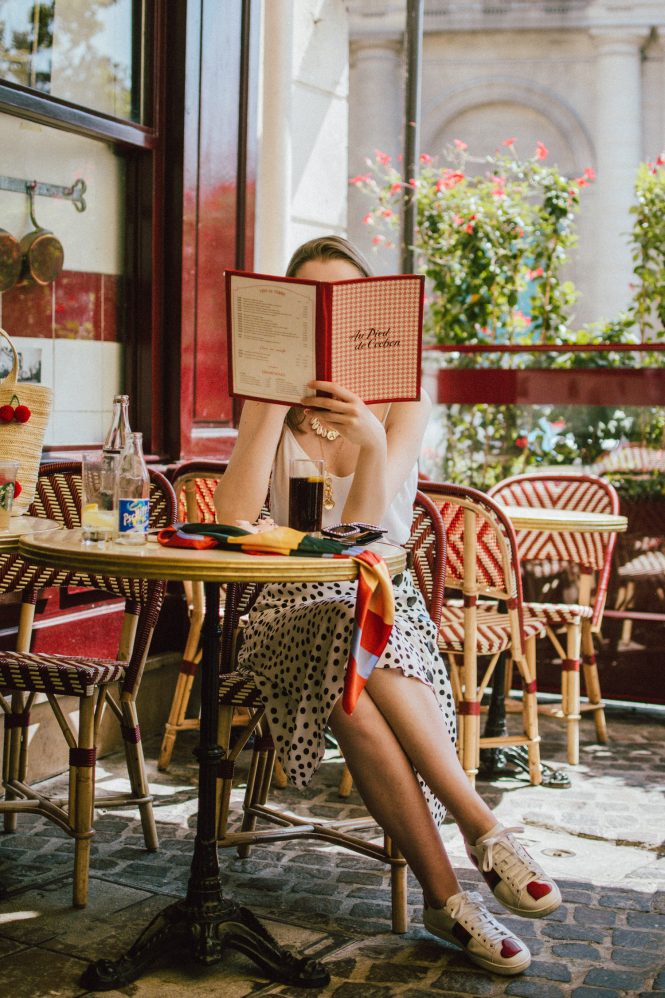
[583, 166, 596, 181]
[0, 405, 14, 423]
[515, 436, 528, 449]
[502, 137, 516, 147]
[439, 169, 465, 191]
[375, 150, 391, 166]
[550, 419, 566, 431]
[527, 267, 544, 280]
[453, 139, 468, 150]
[362, 213, 373, 225]
[13, 480, 21, 498]
[371, 235, 384, 245]
[420, 153, 433, 164]
[14, 405, 31, 423]
[349, 173, 371, 186]
[382, 208, 393, 218]
[389, 181, 402, 193]
[535, 141, 549, 161]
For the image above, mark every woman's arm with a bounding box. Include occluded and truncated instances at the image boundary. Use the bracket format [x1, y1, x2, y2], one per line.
[214, 401, 287, 524]
[300, 382, 432, 525]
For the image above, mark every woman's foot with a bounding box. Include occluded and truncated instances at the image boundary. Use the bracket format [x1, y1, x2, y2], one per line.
[423, 890, 530, 976]
[467, 823, 562, 918]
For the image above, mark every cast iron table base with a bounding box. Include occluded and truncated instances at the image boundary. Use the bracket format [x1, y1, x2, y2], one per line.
[82, 581, 330, 990]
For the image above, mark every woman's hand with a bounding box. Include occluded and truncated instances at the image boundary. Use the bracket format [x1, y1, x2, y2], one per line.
[301, 381, 385, 452]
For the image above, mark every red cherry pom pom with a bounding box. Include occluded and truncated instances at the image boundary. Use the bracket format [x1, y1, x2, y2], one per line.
[0, 405, 15, 422]
[13, 480, 22, 498]
[13, 405, 31, 423]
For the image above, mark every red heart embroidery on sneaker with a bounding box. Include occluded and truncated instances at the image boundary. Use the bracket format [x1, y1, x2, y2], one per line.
[501, 938, 523, 957]
[527, 880, 552, 900]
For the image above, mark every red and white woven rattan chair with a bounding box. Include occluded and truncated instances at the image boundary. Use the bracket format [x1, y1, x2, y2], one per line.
[421, 481, 546, 787]
[488, 472, 620, 765]
[0, 461, 176, 906]
[214, 490, 446, 934]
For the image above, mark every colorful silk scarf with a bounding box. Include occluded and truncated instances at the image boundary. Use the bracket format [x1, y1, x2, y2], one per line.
[157, 523, 396, 712]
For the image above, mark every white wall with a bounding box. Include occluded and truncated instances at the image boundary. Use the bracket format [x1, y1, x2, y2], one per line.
[255, 0, 350, 274]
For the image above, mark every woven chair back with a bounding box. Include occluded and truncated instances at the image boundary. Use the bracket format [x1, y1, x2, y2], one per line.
[16, 461, 177, 694]
[170, 459, 228, 523]
[594, 444, 665, 475]
[488, 473, 618, 574]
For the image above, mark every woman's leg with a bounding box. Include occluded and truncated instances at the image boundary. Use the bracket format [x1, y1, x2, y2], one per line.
[328, 693, 459, 908]
[365, 667, 496, 843]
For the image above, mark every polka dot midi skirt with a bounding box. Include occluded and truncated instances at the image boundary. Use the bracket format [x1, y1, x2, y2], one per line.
[237, 570, 457, 826]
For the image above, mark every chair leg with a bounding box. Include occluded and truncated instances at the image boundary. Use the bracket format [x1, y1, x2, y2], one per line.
[522, 637, 542, 786]
[72, 696, 96, 908]
[562, 622, 582, 766]
[385, 833, 408, 933]
[237, 721, 273, 858]
[158, 585, 205, 771]
[3, 693, 25, 833]
[121, 701, 158, 851]
[216, 702, 236, 840]
[582, 622, 608, 745]
[338, 763, 354, 798]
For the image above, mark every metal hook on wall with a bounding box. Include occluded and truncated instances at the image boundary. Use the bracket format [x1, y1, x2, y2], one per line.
[0, 175, 87, 212]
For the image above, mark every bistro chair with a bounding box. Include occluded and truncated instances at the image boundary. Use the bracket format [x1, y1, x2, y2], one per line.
[214, 490, 446, 934]
[0, 461, 176, 906]
[158, 460, 227, 771]
[488, 472, 620, 765]
[421, 481, 546, 787]
[157, 460, 288, 785]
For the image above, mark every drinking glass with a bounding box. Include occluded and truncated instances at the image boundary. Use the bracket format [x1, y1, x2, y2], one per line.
[0, 460, 19, 530]
[81, 452, 118, 544]
[288, 458, 324, 533]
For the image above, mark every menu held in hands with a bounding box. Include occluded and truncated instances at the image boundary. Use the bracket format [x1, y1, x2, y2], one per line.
[225, 269, 424, 405]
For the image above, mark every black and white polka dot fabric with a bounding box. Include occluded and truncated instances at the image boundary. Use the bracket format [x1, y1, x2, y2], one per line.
[237, 570, 457, 826]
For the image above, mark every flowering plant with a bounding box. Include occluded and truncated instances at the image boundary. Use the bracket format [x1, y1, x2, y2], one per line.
[353, 144, 665, 488]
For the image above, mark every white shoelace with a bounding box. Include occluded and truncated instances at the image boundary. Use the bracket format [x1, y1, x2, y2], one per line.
[447, 891, 510, 949]
[478, 824, 542, 895]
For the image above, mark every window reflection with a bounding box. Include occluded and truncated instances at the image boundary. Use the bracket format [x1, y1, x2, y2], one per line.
[0, 0, 142, 122]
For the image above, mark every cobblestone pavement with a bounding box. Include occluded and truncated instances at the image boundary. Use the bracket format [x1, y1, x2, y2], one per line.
[0, 707, 663, 997]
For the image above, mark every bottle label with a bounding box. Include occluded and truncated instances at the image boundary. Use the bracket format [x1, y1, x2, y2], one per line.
[118, 498, 150, 535]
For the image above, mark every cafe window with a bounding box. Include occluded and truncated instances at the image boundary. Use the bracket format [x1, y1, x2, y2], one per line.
[0, 0, 149, 123]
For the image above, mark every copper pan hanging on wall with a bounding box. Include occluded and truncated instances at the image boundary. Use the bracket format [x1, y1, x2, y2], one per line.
[0, 227, 22, 292]
[18, 183, 64, 286]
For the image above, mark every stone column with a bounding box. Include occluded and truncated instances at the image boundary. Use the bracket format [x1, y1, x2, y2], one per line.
[254, 0, 293, 273]
[348, 38, 403, 272]
[591, 29, 648, 320]
[642, 32, 665, 161]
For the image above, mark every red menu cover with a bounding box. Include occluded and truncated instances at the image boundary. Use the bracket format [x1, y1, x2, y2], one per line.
[225, 269, 424, 406]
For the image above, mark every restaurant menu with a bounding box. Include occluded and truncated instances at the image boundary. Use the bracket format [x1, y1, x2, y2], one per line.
[224, 269, 424, 405]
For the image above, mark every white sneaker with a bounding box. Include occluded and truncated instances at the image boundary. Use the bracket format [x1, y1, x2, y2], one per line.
[423, 890, 531, 976]
[468, 823, 562, 918]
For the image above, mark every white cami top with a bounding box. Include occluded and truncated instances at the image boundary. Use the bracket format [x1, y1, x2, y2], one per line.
[270, 426, 417, 545]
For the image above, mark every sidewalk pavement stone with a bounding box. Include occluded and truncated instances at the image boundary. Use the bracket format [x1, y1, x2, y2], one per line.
[1, 708, 664, 996]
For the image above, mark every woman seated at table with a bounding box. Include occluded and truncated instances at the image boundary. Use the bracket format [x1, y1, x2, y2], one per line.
[214, 235, 561, 977]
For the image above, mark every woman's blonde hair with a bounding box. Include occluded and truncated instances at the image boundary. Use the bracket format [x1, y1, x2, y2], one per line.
[285, 236, 373, 432]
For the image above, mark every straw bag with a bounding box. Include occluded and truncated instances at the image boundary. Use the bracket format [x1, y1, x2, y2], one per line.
[0, 326, 53, 514]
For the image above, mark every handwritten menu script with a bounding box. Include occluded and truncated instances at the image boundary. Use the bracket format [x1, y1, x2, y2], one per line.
[225, 270, 424, 405]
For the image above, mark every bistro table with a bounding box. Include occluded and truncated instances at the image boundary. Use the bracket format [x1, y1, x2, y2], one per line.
[18, 527, 406, 990]
[479, 504, 627, 784]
